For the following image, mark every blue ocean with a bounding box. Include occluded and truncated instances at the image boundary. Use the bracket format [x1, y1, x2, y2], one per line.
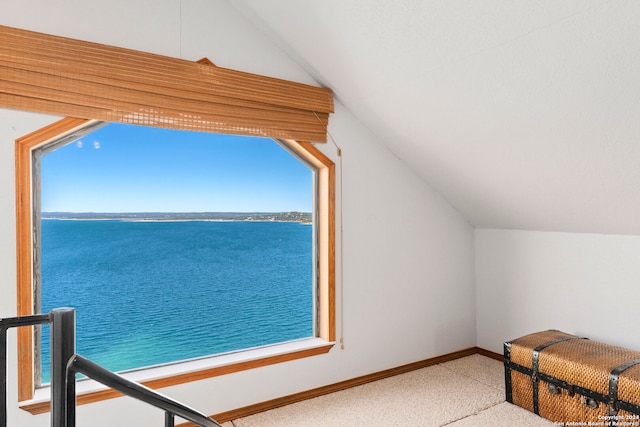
[40, 219, 313, 383]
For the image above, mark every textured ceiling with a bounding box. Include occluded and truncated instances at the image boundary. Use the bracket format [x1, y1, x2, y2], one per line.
[232, 0, 640, 235]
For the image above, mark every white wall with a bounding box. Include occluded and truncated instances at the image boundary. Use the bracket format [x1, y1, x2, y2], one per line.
[476, 228, 640, 354]
[0, 1, 476, 425]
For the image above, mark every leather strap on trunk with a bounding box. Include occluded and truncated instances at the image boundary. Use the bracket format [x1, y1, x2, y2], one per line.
[609, 359, 640, 417]
[531, 336, 586, 415]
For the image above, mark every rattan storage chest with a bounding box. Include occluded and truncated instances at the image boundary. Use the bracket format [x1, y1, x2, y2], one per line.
[504, 330, 640, 426]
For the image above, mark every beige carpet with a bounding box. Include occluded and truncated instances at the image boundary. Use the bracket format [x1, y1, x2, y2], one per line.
[219, 354, 555, 426]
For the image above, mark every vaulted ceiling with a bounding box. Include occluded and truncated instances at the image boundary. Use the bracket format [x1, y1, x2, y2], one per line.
[232, 0, 640, 235]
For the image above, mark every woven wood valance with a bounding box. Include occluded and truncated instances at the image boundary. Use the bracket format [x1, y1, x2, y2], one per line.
[0, 25, 333, 142]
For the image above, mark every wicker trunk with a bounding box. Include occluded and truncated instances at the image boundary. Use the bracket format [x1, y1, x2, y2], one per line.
[504, 330, 640, 426]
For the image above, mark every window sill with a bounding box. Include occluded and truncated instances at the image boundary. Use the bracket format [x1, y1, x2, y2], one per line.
[20, 338, 334, 415]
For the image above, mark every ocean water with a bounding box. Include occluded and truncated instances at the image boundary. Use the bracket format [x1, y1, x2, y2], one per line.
[39, 219, 313, 383]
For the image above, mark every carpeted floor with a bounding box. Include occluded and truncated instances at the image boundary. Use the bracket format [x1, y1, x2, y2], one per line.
[219, 354, 555, 426]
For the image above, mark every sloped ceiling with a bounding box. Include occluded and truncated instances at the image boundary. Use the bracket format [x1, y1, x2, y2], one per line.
[232, 0, 640, 235]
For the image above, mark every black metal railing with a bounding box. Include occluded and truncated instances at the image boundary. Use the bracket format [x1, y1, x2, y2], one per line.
[1, 308, 222, 427]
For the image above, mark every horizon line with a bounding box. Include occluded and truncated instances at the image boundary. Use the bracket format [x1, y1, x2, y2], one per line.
[41, 211, 312, 214]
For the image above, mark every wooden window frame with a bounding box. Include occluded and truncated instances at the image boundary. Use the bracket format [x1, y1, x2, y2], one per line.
[15, 118, 335, 413]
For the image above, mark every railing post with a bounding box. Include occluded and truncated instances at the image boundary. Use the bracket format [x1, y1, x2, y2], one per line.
[1, 326, 7, 427]
[165, 411, 175, 427]
[50, 308, 76, 427]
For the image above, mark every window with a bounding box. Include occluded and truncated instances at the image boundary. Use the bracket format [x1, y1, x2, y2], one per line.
[16, 119, 335, 412]
[4, 24, 334, 412]
[37, 121, 316, 382]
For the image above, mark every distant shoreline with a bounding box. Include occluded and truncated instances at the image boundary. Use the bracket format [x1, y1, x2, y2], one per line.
[41, 211, 313, 224]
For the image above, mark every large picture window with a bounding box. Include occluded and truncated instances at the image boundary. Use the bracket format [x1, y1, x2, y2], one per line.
[16, 119, 335, 412]
[36, 122, 316, 384]
[5, 24, 334, 412]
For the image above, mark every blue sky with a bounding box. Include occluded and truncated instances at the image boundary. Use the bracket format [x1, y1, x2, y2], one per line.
[41, 123, 313, 213]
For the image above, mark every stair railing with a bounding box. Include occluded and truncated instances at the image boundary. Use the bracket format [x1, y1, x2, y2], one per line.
[1, 308, 222, 427]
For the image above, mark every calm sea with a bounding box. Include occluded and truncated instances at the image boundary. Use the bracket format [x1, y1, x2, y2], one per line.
[40, 219, 313, 383]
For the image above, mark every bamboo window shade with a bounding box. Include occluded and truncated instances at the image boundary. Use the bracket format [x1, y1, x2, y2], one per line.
[0, 25, 334, 142]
